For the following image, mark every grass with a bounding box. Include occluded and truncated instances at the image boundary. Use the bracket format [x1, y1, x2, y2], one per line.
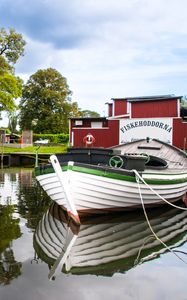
[0, 144, 68, 154]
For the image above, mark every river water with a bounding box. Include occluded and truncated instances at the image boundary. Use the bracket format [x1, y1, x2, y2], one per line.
[0, 168, 187, 300]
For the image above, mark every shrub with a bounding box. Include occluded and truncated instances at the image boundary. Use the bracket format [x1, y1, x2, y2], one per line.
[33, 133, 69, 144]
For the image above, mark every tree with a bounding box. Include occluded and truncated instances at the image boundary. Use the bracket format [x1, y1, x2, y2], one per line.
[0, 28, 26, 65]
[0, 28, 26, 118]
[80, 109, 100, 117]
[8, 111, 18, 133]
[180, 96, 187, 118]
[19, 68, 82, 133]
[0, 65, 22, 114]
[0, 55, 12, 74]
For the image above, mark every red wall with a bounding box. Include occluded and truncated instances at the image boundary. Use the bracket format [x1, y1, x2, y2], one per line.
[70, 118, 187, 149]
[114, 100, 127, 116]
[131, 100, 178, 118]
[108, 103, 113, 117]
[71, 120, 119, 148]
[173, 118, 187, 149]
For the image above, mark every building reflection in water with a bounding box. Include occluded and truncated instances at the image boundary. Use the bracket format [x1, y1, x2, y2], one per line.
[0, 169, 33, 206]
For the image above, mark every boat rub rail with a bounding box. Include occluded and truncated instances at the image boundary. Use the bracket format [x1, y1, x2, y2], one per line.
[35, 162, 187, 185]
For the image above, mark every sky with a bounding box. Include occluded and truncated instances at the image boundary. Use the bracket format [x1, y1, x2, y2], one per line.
[1, 0, 187, 125]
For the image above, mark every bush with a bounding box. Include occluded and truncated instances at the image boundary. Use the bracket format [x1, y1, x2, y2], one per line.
[33, 133, 69, 144]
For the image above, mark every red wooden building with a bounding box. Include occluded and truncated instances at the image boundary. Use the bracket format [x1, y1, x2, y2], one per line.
[69, 95, 187, 150]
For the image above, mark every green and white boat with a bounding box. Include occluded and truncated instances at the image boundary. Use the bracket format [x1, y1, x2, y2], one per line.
[35, 138, 187, 223]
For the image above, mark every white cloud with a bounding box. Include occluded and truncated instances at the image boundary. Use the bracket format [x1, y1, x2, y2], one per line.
[1, 0, 187, 118]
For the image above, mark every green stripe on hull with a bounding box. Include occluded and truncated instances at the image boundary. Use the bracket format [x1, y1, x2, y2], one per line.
[70, 165, 136, 182]
[36, 164, 187, 185]
[70, 165, 187, 185]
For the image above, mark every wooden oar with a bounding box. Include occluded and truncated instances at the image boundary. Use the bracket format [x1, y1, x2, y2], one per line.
[50, 155, 80, 224]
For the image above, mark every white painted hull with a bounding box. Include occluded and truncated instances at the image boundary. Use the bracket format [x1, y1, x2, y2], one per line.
[36, 168, 187, 213]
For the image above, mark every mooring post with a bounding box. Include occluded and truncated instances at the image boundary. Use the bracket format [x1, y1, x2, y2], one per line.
[35, 145, 40, 168]
[1, 133, 4, 169]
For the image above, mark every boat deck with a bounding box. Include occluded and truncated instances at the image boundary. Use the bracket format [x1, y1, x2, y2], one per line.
[113, 139, 187, 172]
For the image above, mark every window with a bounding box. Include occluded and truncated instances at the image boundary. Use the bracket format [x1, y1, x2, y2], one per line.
[75, 120, 83, 126]
[91, 122, 103, 128]
[127, 101, 130, 114]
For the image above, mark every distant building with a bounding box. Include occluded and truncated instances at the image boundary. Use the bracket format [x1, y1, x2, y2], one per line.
[69, 95, 187, 149]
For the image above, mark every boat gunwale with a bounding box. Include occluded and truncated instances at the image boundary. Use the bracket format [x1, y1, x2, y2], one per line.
[36, 161, 187, 185]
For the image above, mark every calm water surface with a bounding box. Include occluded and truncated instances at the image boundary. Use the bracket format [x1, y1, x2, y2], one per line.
[0, 168, 187, 300]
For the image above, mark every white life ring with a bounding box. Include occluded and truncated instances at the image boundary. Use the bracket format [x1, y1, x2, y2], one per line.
[83, 133, 95, 145]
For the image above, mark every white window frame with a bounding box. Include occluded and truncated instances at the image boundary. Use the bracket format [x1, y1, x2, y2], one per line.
[91, 121, 103, 128]
[75, 120, 83, 126]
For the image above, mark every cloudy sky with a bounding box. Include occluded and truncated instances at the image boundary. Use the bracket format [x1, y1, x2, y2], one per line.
[1, 0, 187, 122]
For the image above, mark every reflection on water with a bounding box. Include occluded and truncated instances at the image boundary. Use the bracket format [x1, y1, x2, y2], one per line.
[0, 168, 187, 300]
[0, 204, 22, 285]
[0, 168, 51, 286]
[34, 203, 187, 279]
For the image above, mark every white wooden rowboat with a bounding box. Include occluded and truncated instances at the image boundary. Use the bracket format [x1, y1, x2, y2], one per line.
[35, 138, 187, 222]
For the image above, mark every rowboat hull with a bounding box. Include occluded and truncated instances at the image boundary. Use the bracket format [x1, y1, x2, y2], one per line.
[36, 162, 187, 215]
[35, 139, 187, 218]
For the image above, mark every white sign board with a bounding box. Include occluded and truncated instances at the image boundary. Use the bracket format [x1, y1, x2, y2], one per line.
[119, 118, 173, 144]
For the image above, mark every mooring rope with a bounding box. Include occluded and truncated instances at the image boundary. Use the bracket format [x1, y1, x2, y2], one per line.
[133, 235, 155, 266]
[133, 169, 187, 211]
[134, 169, 187, 265]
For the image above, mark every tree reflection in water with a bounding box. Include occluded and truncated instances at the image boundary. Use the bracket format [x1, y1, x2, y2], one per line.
[0, 168, 51, 285]
[0, 205, 21, 285]
[16, 169, 51, 229]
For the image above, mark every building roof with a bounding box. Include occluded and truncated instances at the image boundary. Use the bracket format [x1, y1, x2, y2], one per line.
[111, 95, 182, 102]
[70, 117, 107, 120]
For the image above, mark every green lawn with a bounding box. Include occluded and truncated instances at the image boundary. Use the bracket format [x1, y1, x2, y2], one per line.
[0, 144, 68, 154]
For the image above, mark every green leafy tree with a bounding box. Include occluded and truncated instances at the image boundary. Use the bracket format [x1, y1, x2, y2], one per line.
[8, 111, 18, 133]
[0, 28, 26, 65]
[180, 96, 187, 118]
[19, 68, 82, 133]
[0, 55, 12, 74]
[0, 28, 26, 118]
[0, 68, 22, 114]
[80, 109, 100, 117]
